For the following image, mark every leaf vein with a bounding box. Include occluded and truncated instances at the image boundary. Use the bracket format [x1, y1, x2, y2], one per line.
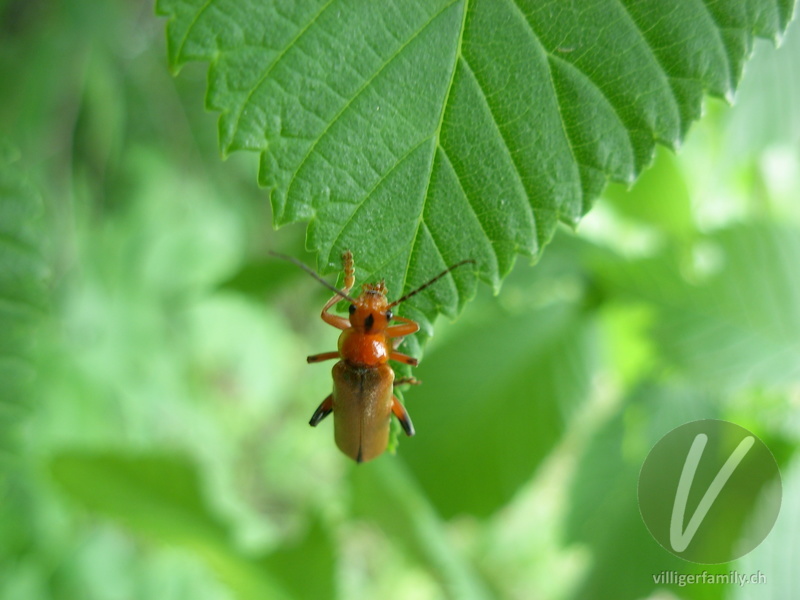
[327, 135, 434, 262]
[230, 0, 338, 151]
[507, 0, 582, 213]
[437, 144, 499, 269]
[611, 0, 681, 132]
[696, 0, 736, 92]
[398, 0, 469, 298]
[175, 0, 216, 62]
[457, 55, 537, 235]
[546, 54, 636, 175]
[285, 0, 461, 201]
[421, 219, 460, 309]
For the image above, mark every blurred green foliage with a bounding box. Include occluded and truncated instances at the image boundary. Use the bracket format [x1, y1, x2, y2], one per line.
[1, 1, 800, 600]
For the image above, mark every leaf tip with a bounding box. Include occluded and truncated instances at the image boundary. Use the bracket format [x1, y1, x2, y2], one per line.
[723, 87, 736, 105]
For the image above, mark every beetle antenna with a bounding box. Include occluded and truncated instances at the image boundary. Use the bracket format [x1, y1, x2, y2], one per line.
[388, 259, 475, 308]
[269, 251, 358, 303]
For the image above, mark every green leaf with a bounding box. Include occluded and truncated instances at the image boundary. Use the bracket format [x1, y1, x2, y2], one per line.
[0, 141, 47, 453]
[724, 14, 800, 160]
[50, 451, 334, 600]
[156, 0, 794, 330]
[565, 383, 729, 600]
[256, 518, 335, 600]
[50, 451, 232, 546]
[733, 456, 800, 600]
[402, 302, 596, 517]
[588, 223, 800, 390]
[350, 459, 493, 600]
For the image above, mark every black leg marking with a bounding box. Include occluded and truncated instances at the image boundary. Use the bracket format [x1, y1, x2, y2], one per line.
[309, 394, 333, 427]
[392, 396, 415, 437]
[396, 412, 415, 437]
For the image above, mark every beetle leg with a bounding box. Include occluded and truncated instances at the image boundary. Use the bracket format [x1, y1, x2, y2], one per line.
[386, 315, 420, 339]
[309, 394, 334, 427]
[394, 377, 421, 387]
[320, 250, 356, 330]
[390, 351, 418, 367]
[320, 294, 351, 330]
[391, 396, 415, 437]
[307, 351, 340, 364]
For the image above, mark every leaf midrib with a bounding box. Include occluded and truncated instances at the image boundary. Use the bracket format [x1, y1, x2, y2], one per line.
[284, 0, 463, 213]
[398, 0, 470, 300]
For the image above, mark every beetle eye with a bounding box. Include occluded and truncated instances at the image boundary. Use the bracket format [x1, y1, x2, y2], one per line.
[386, 310, 393, 321]
[348, 304, 356, 315]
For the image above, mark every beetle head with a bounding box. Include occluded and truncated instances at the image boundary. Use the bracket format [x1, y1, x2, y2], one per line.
[349, 282, 393, 332]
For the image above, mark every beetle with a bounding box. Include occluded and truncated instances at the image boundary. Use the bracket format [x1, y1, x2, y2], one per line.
[271, 250, 473, 463]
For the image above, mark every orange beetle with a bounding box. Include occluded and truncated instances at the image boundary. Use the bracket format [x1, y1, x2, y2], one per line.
[272, 250, 473, 463]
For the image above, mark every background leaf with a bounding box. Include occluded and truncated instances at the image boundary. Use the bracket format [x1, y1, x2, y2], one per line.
[156, 0, 794, 333]
[732, 455, 800, 600]
[50, 452, 232, 546]
[587, 222, 800, 390]
[50, 451, 335, 600]
[0, 141, 46, 459]
[400, 242, 598, 517]
[350, 460, 493, 600]
[603, 146, 695, 242]
[564, 383, 729, 600]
